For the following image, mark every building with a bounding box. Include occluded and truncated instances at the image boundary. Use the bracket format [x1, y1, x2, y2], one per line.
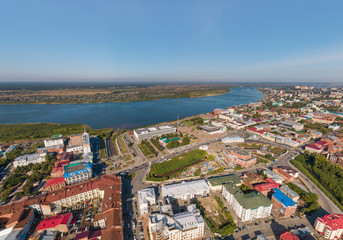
[278, 121, 304, 131]
[222, 182, 272, 222]
[134, 125, 177, 141]
[137, 188, 156, 215]
[199, 124, 226, 135]
[207, 174, 242, 192]
[44, 177, 66, 192]
[51, 160, 69, 178]
[37, 144, 64, 154]
[0, 208, 35, 240]
[280, 185, 300, 202]
[221, 136, 245, 144]
[64, 162, 92, 185]
[37, 213, 73, 233]
[279, 232, 300, 240]
[13, 152, 47, 168]
[273, 167, 298, 183]
[271, 189, 297, 217]
[44, 136, 64, 147]
[254, 179, 279, 197]
[263, 170, 283, 184]
[225, 147, 256, 168]
[148, 204, 204, 240]
[314, 214, 343, 240]
[66, 131, 91, 154]
[161, 180, 210, 200]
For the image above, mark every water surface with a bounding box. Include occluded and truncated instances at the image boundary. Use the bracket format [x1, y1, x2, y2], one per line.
[0, 87, 264, 129]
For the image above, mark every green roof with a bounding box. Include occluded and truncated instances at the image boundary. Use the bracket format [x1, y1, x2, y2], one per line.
[223, 183, 272, 209]
[208, 174, 241, 186]
[51, 134, 62, 138]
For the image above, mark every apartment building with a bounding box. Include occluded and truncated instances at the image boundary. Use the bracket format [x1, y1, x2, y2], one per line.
[315, 214, 343, 239]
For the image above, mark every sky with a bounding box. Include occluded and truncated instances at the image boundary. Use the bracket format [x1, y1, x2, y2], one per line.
[0, 0, 343, 82]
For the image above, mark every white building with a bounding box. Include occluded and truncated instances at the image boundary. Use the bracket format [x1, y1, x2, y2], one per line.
[137, 188, 156, 215]
[161, 180, 209, 200]
[134, 125, 177, 141]
[222, 136, 244, 144]
[199, 124, 226, 135]
[315, 214, 343, 240]
[264, 170, 283, 184]
[222, 183, 272, 222]
[66, 131, 91, 154]
[44, 137, 64, 148]
[148, 204, 204, 240]
[13, 152, 47, 168]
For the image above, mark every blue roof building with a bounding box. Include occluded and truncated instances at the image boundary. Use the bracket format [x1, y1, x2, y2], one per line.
[272, 189, 297, 217]
[64, 162, 92, 185]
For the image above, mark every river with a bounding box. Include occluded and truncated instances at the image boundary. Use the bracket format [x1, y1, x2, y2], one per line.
[0, 87, 264, 129]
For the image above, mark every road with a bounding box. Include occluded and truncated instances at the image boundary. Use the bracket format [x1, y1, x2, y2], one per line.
[273, 147, 343, 215]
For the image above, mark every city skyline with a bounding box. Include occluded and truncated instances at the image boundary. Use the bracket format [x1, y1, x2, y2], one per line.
[1, 0, 343, 82]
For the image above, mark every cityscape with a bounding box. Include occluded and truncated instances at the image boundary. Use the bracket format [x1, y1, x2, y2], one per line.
[1, 1, 343, 240]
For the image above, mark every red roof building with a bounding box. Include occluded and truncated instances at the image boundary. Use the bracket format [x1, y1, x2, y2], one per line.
[254, 180, 279, 197]
[315, 214, 343, 239]
[44, 177, 66, 192]
[279, 232, 300, 240]
[37, 212, 73, 233]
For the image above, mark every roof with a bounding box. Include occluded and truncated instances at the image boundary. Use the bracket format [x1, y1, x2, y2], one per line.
[316, 214, 343, 230]
[207, 174, 241, 187]
[45, 177, 65, 188]
[254, 182, 279, 192]
[223, 183, 272, 209]
[272, 189, 297, 207]
[162, 180, 209, 198]
[37, 212, 72, 231]
[279, 231, 300, 240]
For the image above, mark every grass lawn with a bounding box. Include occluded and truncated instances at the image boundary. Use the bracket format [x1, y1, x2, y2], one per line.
[117, 136, 128, 154]
[269, 146, 287, 155]
[237, 143, 262, 149]
[99, 138, 106, 159]
[138, 141, 155, 158]
[181, 120, 195, 126]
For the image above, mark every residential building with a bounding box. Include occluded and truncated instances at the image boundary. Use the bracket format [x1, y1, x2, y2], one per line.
[148, 204, 204, 240]
[134, 125, 177, 141]
[37, 213, 73, 233]
[222, 182, 272, 222]
[66, 131, 91, 154]
[13, 152, 47, 168]
[263, 170, 283, 184]
[44, 136, 64, 147]
[254, 179, 279, 197]
[64, 162, 92, 185]
[225, 147, 256, 168]
[207, 174, 242, 192]
[280, 185, 300, 202]
[273, 167, 298, 183]
[137, 188, 156, 215]
[51, 160, 69, 178]
[315, 214, 343, 240]
[161, 180, 209, 200]
[44, 177, 66, 192]
[271, 189, 297, 217]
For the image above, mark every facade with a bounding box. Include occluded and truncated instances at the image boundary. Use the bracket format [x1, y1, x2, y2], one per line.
[225, 147, 256, 168]
[45, 177, 66, 192]
[222, 183, 272, 222]
[44, 137, 64, 148]
[271, 189, 297, 217]
[315, 214, 343, 240]
[148, 205, 204, 240]
[137, 188, 156, 215]
[37, 213, 73, 233]
[273, 167, 297, 183]
[13, 152, 46, 168]
[161, 180, 210, 200]
[134, 125, 177, 141]
[66, 131, 91, 154]
[64, 162, 92, 185]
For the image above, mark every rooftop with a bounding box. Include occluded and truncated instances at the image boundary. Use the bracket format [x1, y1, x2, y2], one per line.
[207, 174, 241, 187]
[37, 213, 72, 231]
[272, 189, 297, 207]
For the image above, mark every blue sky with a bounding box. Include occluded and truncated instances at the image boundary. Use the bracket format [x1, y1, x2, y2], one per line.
[0, 0, 343, 82]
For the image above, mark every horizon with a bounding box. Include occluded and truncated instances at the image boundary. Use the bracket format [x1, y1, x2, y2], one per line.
[1, 1, 343, 82]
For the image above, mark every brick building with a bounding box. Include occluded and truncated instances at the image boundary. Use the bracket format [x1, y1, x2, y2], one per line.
[271, 189, 297, 217]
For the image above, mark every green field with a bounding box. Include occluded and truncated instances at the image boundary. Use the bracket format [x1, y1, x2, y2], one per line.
[0, 123, 114, 142]
[117, 136, 128, 154]
[138, 140, 156, 158]
[147, 149, 207, 181]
